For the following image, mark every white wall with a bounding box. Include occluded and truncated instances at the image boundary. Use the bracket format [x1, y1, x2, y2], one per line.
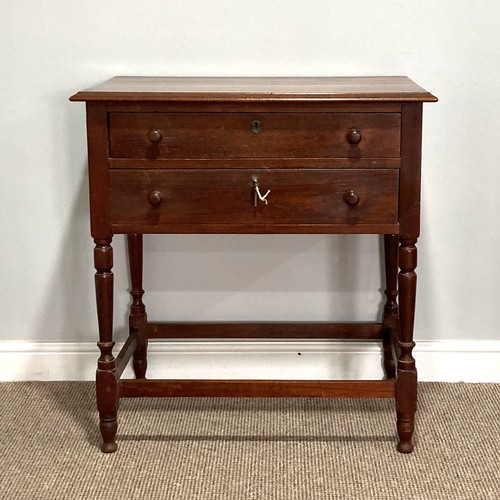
[1, 2, 499, 374]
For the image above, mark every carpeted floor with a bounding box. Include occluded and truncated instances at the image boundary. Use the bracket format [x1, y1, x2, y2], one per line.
[0, 382, 498, 499]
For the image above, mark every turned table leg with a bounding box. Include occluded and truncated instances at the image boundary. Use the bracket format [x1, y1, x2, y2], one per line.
[94, 238, 118, 453]
[127, 234, 148, 379]
[382, 234, 398, 379]
[396, 238, 418, 453]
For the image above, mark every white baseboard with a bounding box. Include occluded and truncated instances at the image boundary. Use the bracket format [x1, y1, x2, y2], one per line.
[1, 340, 500, 382]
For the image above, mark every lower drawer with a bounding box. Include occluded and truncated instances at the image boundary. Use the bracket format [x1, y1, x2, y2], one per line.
[109, 169, 399, 226]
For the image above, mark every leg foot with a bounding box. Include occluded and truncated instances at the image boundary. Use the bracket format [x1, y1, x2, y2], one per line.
[133, 354, 148, 379]
[100, 418, 118, 453]
[397, 441, 414, 454]
[101, 442, 118, 454]
[396, 412, 415, 453]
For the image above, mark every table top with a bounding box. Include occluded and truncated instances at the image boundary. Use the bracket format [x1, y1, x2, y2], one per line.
[70, 76, 437, 103]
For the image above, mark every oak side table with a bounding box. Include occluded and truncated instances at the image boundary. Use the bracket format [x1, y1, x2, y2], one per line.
[70, 76, 437, 453]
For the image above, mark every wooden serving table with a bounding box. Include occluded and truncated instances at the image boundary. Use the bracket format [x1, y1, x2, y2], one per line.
[70, 76, 436, 453]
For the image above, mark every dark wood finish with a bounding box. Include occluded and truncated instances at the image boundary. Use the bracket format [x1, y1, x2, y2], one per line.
[93, 238, 117, 454]
[72, 76, 435, 453]
[148, 129, 163, 143]
[394, 102, 424, 453]
[344, 190, 360, 206]
[85, 103, 110, 240]
[382, 234, 399, 379]
[112, 222, 400, 235]
[109, 157, 402, 170]
[346, 129, 362, 145]
[147, 322, 383, 339]
[109, 112, 400, 159]
[115, 333, 137, 379]
[69, 76, 437, 102]
[119, 379, 396, 399]
[397, 239, 418, 453]
[127, 234, 148, 379]
[86, 101, 118, 454]
[106, 100, 403, 114]
[110, 169, 399, 227]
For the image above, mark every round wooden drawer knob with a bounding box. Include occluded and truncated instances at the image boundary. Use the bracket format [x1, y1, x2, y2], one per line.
[148, 190, 163, 207]
[344, 190, 360, 206]
[148, 129, 163, 143]
[346, 128, 362, 145]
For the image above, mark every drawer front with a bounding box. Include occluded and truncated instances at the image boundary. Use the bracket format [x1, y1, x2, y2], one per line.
[110, 169, 399, 226]
[109, 113, 401, 159]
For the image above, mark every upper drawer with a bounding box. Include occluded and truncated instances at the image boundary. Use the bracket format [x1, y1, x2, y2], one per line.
[108, 112, 401, 159]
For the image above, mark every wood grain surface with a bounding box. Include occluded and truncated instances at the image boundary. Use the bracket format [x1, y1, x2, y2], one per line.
[70, 76, 438, 102]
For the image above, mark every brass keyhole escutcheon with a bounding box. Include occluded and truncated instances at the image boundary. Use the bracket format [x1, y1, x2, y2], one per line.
[252, 120, 261, 134]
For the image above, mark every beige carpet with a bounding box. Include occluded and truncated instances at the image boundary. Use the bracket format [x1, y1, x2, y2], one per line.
[0, 382, 498, 499]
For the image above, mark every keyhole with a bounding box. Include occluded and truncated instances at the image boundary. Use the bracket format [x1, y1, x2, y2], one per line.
[252, 120, 261, 134]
